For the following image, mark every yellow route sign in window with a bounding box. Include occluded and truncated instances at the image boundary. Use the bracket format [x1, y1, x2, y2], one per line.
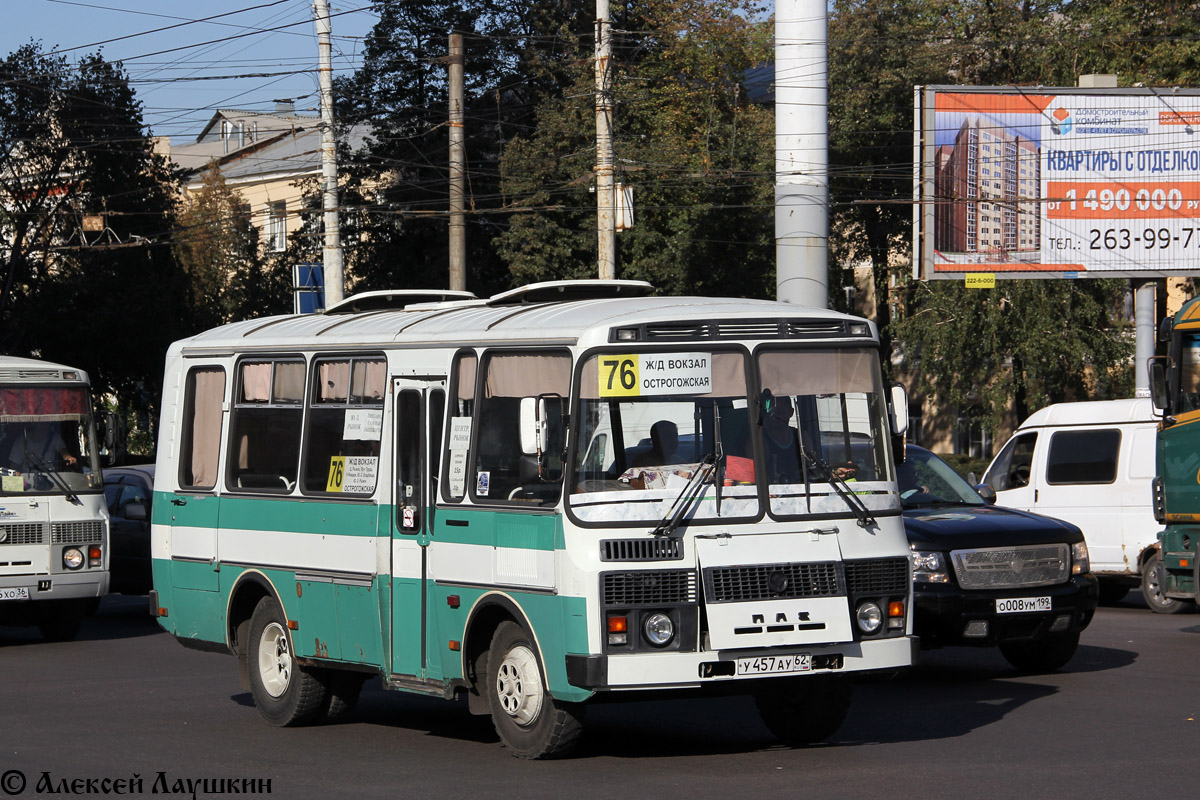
[598, 353, 712, 398]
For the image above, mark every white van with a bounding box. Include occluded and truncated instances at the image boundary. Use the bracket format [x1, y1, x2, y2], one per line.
[982, 398, 1185, 613]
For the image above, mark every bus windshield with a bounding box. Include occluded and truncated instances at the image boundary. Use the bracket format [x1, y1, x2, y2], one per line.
[0, 386, 102, 495]
[568, 347, 898, 524]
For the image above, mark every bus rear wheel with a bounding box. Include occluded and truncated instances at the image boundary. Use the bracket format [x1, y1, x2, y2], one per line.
[248, 597, 327, 726]
[485, 621, 583, 759]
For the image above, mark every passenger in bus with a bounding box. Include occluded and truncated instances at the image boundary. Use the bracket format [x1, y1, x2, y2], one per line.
[632, 421, 680, 467]
[759, 391, 802, 483]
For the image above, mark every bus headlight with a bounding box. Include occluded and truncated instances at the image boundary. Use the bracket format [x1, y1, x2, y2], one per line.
[62, 547, 84, 570]
[912, 550, 949, 583]
[642, 612, 675, 647]
[856, 601, 883, 634]
[1071, 541, 1090, 575]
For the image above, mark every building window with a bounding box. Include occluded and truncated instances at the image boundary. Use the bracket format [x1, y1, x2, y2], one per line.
[267, 201, 287, 252]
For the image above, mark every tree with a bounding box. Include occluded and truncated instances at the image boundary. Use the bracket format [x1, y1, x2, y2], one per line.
[175, 163, 263, 328]
[0, 43, 187, 418]
[498, 0, 776, 295]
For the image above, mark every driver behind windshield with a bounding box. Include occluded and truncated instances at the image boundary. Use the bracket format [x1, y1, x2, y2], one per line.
[760, 391, 802, 483]
[2, 422, 79, 475]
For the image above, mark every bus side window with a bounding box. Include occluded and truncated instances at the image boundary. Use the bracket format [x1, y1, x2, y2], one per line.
[302, 357, 385, 495]
[429, 389, 445, 498]
[442, 352, 476, 503]
[227, 360, 304, 493]
[180, 366, 226, 491]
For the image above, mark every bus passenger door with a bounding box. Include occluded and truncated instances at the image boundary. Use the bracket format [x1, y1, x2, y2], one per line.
[389, 380, 444, 679]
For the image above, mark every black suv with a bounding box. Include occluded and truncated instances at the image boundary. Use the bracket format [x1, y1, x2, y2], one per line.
[901, 445, 1098, 672]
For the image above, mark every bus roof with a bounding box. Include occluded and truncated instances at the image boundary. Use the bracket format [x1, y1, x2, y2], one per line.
[169, 282, 875, 356]
[0, 355, 90, 383]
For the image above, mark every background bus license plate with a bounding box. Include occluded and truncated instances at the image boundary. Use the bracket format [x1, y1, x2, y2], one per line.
[995, 596, 1051, 614]
[736, 654, 812, 675]
[0, 587, 30, 601]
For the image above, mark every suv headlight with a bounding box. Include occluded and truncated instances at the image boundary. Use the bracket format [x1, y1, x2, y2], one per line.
[912, 550, 949, 583]
[1071, 541, 1090, 575]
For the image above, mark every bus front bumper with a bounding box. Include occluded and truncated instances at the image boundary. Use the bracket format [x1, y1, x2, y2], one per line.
[566, 635, 913, 691]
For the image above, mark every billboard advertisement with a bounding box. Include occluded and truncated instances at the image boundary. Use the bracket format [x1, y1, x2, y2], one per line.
[914, 85, 1200, 280]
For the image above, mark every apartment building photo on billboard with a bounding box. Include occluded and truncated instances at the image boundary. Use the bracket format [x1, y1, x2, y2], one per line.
[933, 118, 1041, 259]
[914, 85, 1200, 280]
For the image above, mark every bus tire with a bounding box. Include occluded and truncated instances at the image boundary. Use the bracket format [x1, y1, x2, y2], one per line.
[318, 670, 367, 724]
[247, 596, 327, 726]
[1142, 552, 1187, 614]
[485, 621, 583, 759]
[37, 599, 86, 642]
[754, 674, 851, 746]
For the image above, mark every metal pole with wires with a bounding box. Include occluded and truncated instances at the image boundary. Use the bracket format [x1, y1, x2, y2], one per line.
[313, 0, 344, 307]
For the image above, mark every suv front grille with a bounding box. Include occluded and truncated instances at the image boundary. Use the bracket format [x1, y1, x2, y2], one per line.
[0, 523, 45, 545]
[951, 544, 1069, 589]
[602, 569, 697, 606]
[52, 521, 104, 544]
[703, 561, 844, 603]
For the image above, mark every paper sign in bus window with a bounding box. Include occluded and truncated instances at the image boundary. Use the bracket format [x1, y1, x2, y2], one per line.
[598, 353, 712, 397]
[326, 455, 377, 493]
[343, 408, 383, 441]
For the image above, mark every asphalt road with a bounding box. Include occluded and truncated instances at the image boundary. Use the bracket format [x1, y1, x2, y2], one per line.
[2, 592, 1197, 800]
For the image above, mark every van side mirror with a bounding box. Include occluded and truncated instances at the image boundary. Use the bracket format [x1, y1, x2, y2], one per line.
[124, 501, 148, 521]
[889, 384, 909, 436]
[1149, 358, 1169, 412]
[519, 397, 546, 456]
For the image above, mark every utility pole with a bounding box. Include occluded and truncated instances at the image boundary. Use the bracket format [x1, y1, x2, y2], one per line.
[313, 0, 344, 307]
[775, 0, 829, 308]
[448, 33, 466, 292]
[594, 0, 616, 280]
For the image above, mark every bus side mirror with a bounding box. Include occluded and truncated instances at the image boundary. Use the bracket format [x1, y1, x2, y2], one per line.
[889, 384, 909, 436]
[519, 397, 546, 456]
[1149, 359, 1169, 412]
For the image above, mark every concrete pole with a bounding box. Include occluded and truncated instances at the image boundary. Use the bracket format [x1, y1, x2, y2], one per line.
[595, 0, 616, 280]
[775, 0, 828, 308]
[448, 33, 466, 292]
[1135, 279, 1155, 397]
[314, 0, 344, 307]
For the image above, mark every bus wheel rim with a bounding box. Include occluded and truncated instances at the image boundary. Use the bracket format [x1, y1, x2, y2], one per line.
[258, 621, 292, 698]
[495, 645, 543, 726]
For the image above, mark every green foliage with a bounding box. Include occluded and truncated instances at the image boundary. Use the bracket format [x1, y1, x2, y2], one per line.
[0, 43, 188, 418]
[498, 0, 776, 295]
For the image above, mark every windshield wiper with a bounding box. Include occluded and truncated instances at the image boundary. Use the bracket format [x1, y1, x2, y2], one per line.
[651, 454, 716, 538]
[24, 449, 81, 505]
[807, 453, 875, 528]
[712, 404, 724, 517]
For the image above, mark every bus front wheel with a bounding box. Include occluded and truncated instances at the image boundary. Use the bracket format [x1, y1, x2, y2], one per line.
[247, 596, 327, 726]
[485, 621, 583, 759]
[754, 674, 851, 746]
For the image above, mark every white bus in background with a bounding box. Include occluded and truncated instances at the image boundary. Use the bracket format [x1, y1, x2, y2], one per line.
[0, 356, 109, 640]
[151, 281, 913, 759]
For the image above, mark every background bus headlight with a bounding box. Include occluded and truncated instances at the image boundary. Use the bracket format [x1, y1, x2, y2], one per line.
[855, 601, 883, 634]
[62, 547, 84, 570]
[642, 612, 674, 647]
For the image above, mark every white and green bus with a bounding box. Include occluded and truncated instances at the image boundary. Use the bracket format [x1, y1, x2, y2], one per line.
[151, 281, 913, 758]
[1, 355, 108, 641]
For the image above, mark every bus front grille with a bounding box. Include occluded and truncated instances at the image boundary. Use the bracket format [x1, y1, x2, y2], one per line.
[844, 557, 910, 596]
[602, 569, 697, 606]
[600, 538, 683, 562]
[0, 523, 45, 545]
[52, 521, 104, 544]
[703, 561, 844, 603]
